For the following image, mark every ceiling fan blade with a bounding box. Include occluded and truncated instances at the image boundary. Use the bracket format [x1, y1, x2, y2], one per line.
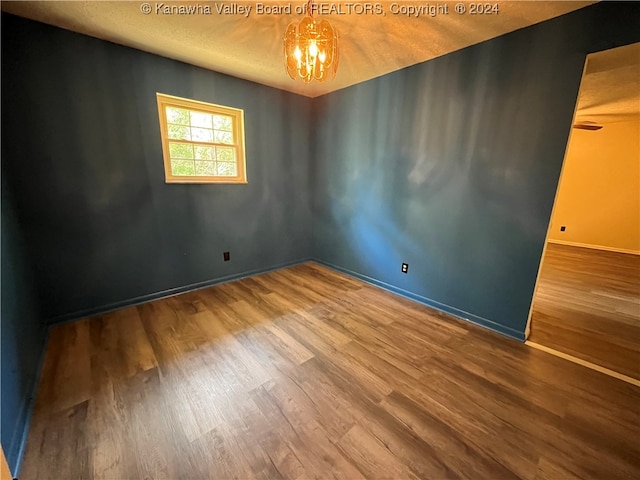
[573, 123, 603, 131]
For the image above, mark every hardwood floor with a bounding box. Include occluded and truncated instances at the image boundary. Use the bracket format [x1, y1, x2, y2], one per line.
[529, 243, 640, 381]
[21, 262, 640, 479]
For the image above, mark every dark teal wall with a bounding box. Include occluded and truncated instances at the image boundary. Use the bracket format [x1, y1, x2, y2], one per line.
[311, 2, 640, 339]
[1, 181, 47, 475]
[2, 14, 313, 323]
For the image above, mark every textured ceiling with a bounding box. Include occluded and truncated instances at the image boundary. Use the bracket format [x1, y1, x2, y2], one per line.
[1, 1, 595, 97]
[575, 42, 640, 125]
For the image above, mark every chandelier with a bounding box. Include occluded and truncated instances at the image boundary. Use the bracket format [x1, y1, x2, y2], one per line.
[284, 1, 339, 83]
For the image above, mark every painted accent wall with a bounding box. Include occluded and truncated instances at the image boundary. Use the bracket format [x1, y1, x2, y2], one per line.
[1, 182, 47, 475]
[1, 14, 313, 324]
[311, 2, 640, 339]
[549, 119, 640, 254]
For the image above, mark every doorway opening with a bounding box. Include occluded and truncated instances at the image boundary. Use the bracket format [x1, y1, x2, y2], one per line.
[526, 42, 640, 385]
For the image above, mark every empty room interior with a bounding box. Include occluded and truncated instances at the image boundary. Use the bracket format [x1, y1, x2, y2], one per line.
[1, 1, 639, 479]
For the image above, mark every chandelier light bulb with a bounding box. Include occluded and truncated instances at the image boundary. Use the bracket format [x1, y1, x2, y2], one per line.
[309, 41, 318, 57]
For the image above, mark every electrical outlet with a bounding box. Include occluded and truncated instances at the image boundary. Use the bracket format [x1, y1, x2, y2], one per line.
[223, 251, 230, 261]
[560, 226, 566, 232]
[401, 263, 409, 274]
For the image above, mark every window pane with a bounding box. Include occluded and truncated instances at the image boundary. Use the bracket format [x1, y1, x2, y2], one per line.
[168, 124, 191, 140]
[195, 161, 216, 176]
[169, 142, 194, 159]
[194, 145, 215, 160]
[190, 111, 213, 129]
[171, 159, 195, 176]
[214, 130, 233, 144]
[158, 93, 246, 184]
[216, 147, 235, 162]
[213, 115, 233, 131]
[166, 107, 190, 125]
[191, 127, 214, 143]
[217, 162, 237, 176]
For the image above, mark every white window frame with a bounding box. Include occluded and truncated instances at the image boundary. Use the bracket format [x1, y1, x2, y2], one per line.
[156, 93, 247, 184]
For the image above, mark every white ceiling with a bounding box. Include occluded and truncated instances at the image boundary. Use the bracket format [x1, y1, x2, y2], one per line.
[1, 1, 595, 97]
[575, 42, 640, 125]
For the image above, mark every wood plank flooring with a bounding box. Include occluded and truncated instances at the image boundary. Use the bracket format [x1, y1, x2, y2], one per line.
[529, 243, 640, 380]
[21, 262, 640, 479]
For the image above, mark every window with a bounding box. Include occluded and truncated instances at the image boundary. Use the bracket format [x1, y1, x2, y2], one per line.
[156, 93, 247, 184]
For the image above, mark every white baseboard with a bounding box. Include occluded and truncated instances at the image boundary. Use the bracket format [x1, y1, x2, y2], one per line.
[548, 239, 640, 256]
